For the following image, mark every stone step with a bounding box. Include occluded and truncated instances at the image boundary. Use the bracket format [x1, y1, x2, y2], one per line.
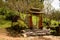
[22, 29, 50, 37]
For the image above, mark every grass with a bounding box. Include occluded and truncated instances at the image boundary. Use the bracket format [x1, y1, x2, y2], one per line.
[0, 20, 11, 28]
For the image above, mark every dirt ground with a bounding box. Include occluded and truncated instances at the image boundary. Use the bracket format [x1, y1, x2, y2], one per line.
[0, 28, 60, 40]
[0, 35, 60, 40]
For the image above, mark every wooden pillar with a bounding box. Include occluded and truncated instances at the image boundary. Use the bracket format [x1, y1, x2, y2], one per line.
[38, 14, 43, 29]
[29, 14, 33, 29]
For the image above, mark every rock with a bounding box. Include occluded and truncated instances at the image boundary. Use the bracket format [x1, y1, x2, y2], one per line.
[22, 33, 27, 37]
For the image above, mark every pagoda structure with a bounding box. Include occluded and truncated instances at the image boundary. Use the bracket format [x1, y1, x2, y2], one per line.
[28, 8, 44, 29]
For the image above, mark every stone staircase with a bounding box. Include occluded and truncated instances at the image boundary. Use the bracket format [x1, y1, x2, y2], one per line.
[22, 29, 51, 37]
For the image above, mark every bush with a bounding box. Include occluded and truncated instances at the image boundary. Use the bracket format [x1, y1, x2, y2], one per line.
[6, 24, 27, 37]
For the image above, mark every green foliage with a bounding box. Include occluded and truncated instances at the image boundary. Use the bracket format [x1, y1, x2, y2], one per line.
[0, 7, 18, 20]
[0, 7, 18, 28]
[0, 7, 28, 29]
